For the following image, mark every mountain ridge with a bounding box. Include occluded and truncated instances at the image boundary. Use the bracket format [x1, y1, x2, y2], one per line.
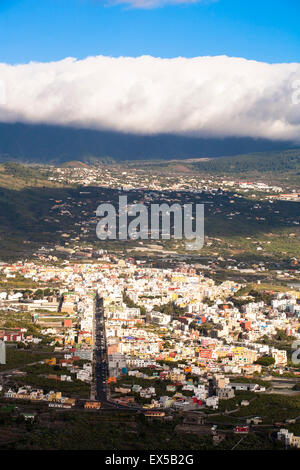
[0, 122, 296, 163]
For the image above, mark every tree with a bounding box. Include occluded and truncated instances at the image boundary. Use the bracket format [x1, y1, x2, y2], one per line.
[255, 356, 275, 366]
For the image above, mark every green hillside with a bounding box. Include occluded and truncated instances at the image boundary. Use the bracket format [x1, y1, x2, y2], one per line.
[192, 148, 300, 175]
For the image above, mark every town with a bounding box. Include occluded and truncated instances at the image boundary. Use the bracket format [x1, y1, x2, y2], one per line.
[1, 254, 300, 449]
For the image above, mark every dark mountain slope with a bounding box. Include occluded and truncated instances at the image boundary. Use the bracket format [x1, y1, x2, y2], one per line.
[0, 122, 295, 163]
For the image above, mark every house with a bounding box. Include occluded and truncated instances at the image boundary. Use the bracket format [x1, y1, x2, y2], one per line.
[21, 412, 36, 422]
[227, 382, 265, 392]
[84, 401, 101, 410]
[0, 331, 23, 342]
[217, 388, 235, 400]
[247, 417, 262, 425]
[278, 429, 300, 448]
[241, 400, 250, 407]
[234, 426, 249, 434]
[144, 411, 165, 418]
[206, 396, 219, 409]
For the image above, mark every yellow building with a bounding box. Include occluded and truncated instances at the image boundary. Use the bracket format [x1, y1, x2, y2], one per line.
[45, 357, 57, 366]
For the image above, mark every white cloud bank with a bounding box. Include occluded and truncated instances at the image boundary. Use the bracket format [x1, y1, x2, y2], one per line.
[0, 54, 300, 141]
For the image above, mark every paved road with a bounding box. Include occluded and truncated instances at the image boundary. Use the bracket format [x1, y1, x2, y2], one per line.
[93, 295, 109, 404]
[92, 294, 145, 412]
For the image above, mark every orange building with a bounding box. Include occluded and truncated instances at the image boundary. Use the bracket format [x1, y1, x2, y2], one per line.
[45, 357, 57, 366]
[107, 377, 117, 384]
[84, 401, 101, 410]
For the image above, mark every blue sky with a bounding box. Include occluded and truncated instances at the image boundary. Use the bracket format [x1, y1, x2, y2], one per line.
[0, 0, 300, 64]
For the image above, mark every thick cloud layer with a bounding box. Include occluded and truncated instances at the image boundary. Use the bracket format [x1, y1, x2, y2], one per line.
[0, 55, 300, 142]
